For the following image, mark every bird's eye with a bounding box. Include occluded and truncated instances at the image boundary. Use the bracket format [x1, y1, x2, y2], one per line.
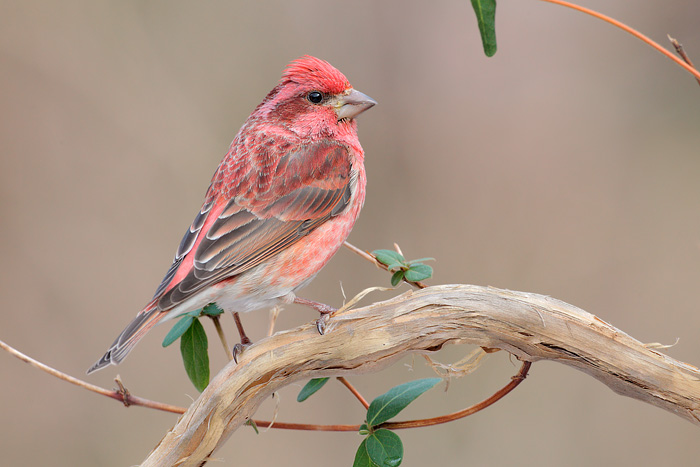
[307, 91, 324, 104]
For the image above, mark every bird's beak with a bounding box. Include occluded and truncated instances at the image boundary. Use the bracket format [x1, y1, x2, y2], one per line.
[334, 89, 377, 121]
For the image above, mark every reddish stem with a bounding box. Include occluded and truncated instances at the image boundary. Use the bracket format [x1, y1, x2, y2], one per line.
[337, 377, 370, 409]
[381, 361, 531, 429]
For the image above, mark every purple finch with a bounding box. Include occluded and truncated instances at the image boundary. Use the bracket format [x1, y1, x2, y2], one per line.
[88, 56, 375, 373]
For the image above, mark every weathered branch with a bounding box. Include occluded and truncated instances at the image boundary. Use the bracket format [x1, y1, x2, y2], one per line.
[142, 284, 700, 466]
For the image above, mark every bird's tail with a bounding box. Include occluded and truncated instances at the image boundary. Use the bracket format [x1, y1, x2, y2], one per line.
[87, 301, 164, 374]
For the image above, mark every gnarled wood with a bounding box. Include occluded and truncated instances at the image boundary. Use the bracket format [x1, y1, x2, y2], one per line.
[142, 284, 700, 466]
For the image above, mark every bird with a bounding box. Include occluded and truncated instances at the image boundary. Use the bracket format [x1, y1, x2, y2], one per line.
[87, 56, 376, 374]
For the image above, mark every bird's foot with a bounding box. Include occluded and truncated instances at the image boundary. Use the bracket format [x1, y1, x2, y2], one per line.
[293, 297, 337, 335]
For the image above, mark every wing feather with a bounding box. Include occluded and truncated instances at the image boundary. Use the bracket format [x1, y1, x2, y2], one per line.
[153, 138, 354, 311]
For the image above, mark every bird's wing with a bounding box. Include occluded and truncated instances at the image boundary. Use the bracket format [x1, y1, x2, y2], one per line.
[154, 138, 355, 311]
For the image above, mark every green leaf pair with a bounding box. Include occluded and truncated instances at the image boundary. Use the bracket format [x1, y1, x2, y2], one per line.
[297, 377, 441, 466]
[371, 249, 434, 287]
[162, 303, 224, 392]
[355, 378, 441, 467]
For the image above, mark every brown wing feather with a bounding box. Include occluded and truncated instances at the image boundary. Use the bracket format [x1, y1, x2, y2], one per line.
[155, 139, 354, 311]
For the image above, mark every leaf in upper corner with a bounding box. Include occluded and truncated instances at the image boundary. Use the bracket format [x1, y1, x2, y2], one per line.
[470, 0, 498, 57]
[297, 377, 330, 402]
[366, 378, 442, 427]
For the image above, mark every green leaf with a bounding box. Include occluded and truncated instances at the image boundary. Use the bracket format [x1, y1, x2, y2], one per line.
[366, 429, 403, 467]
[162, 314, 195, 348]
[470, 0, 498, 57]
[404, 264, 433, 282]
[372, 250, 405, 267]
[180, 318, 210, 392]
[366, 378, 441, 426]
[201, 303, 224, 316]
[297, 377, 330, 402]
[353, 438, 375, 467]
[390, 271, 404, 287]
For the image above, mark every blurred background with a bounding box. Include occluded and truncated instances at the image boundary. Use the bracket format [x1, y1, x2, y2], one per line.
[1, 1, 699, 465]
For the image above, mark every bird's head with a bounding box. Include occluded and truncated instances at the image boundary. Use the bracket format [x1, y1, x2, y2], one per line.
[255, 56, 376, 137]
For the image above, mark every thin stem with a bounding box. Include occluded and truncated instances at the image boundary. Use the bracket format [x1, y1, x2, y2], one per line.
[0, 339, 185, 414]
[539, 0, 700, 81]
[251, 420, 359, 431]
[381, 361, 531, 429]
[336, 377, 370, 409]
[211, 315, 234, 362]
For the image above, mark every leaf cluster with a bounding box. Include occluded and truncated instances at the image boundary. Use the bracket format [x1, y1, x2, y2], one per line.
[372, 250, 433, 286]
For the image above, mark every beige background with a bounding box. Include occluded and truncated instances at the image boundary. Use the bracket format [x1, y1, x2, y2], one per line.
[1, 1, 699, 466]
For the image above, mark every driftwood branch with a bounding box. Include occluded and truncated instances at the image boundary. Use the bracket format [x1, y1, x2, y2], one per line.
[142, 284, 700, 466]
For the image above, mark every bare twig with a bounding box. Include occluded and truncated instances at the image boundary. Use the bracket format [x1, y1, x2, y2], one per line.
[0, 339, 185, 414]
[114, 375, 131, 407]
[668, 35, 700, 86]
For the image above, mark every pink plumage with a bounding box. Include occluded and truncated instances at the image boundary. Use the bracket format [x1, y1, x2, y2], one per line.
[88, 56, 376, 373]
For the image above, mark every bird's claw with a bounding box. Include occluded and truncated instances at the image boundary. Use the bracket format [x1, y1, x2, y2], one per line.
[316, 313, 331, 335]
[232, 341, 251, 363]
